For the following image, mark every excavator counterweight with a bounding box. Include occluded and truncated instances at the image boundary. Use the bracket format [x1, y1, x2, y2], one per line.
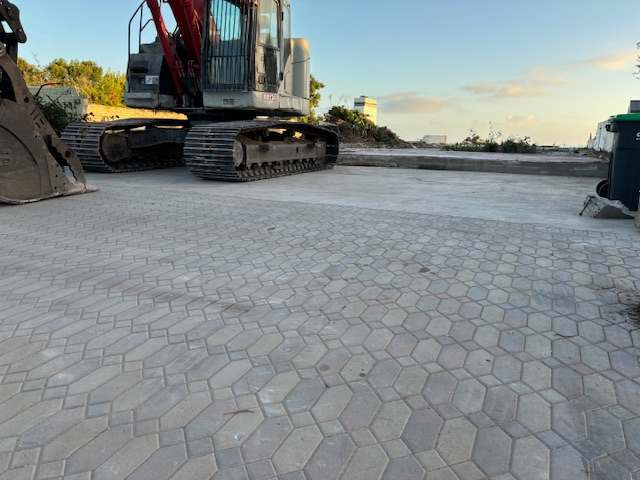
[0, 0, 96, 204]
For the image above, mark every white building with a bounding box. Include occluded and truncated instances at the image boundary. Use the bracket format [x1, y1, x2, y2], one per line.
[28, 86, 88, 117]
[587, 100, 640, 153]
[353, 96, 378, 125]
[587, 120, 614, 152]
[421, 135, 447, 145]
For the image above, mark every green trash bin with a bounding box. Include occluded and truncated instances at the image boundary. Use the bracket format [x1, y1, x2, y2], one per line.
[602, 113, 640, 210]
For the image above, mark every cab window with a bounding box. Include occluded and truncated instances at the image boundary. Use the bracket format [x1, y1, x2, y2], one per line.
[258, 0, 279, 47]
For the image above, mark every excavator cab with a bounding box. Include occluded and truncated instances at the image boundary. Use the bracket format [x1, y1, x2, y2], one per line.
[0, 0, 96, 204]
[126, 0, 311, 118]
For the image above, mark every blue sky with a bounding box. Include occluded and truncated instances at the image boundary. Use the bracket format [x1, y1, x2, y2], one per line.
[14, 0, 640, 146]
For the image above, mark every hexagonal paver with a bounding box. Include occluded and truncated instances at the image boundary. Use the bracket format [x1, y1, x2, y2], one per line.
[371, 400, 412, 442]
[436, 417, 477, 465]
[4, 169, 640, 479]
[402, 410, 444, 453]
[517, 393, 551, 433]
[423, 372, 458, 406]
[472, 426, 512, 476]
[511, 435, 550, 480]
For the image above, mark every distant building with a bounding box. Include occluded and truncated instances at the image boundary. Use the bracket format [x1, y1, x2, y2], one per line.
[28, 86, 88, 117]
[421, 134, 447, 145]
[587, 100, 640, 152]
[353, 96, 378, 125]
[587, 120, 614, 152]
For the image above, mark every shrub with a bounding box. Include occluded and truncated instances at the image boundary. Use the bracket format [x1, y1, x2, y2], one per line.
[443, 129, 537, 154]
[324, 106, 408, 147]
[34, 95, 85, 135]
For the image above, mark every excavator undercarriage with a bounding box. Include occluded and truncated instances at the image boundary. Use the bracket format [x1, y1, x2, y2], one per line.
[0, 0, 96, 204]
[61, 117, 338, 181]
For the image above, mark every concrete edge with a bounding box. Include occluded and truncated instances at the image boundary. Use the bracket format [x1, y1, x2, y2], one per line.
[337, 153, 608, 178]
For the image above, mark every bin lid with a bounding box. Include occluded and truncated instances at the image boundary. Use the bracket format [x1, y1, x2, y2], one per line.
[610, 113, 640, 122]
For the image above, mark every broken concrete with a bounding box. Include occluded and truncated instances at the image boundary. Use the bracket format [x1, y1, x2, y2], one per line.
[580, 195, 634, 219]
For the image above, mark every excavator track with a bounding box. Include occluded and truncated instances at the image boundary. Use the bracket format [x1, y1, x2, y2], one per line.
[61, 118, 188, 173]
[184, 120, 339, 181]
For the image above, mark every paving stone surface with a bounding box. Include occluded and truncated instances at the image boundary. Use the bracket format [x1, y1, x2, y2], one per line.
[1, 167, 640, 479]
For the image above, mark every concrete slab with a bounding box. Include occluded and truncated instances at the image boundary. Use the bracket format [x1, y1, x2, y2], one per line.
[0, 165, 639, 479]
[99, 166, 633, 233]
[339, 147, 608, 178]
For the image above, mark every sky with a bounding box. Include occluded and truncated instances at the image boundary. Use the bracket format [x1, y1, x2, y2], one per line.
[12, 0, 640, 146]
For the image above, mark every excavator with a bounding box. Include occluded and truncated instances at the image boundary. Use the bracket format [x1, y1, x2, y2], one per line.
[0, 0, 96, 204]
[61, 0, 339, 181]
[0, 0, 338, 204]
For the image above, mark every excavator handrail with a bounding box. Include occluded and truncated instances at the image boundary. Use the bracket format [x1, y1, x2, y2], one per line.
[136, 0, 185, 98]
[130, 0, 206, 101]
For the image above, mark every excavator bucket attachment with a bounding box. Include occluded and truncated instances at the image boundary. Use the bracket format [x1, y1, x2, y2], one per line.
[0, 0, 97, 204]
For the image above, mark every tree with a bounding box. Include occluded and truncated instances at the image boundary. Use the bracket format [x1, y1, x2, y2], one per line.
[297, 74, 325, 123]
[17, 57, 126, 106]
[16, 57, 46, 85]
[46, 58, 125, 105]
[309, 74, 324, 121]
[90, 71, 126, 106]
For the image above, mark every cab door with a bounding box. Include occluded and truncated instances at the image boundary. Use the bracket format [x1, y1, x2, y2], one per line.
[256, 0, 280, 93]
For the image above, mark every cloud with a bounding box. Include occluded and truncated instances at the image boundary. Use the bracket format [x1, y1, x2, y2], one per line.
[507, 114, 536, 124]
[464, 82, 548, 99]
[499, 84, 548, 98]
[465, 84, 499, 95]
[463, 67, 572, 100]
[523, 67, 573, 86]
[378, 92, 450, 114]
[581, 52, 637, 71]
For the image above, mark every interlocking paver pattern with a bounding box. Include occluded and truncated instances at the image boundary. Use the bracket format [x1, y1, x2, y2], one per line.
[1, 167, 640, 479]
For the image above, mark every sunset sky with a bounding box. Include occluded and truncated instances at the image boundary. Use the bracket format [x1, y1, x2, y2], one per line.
[16, 0, 640, 146]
